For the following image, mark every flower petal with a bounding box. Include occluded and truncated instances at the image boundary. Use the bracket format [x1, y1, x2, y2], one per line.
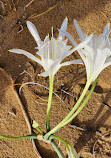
[92, 48, 111, 81]
[9, 49, 42, 65]
[103, 23, 110, 38]
[78, 49, 92, 80]
[61, 59, 83, 67]
[75, 34, 93, 50]
[58, 17, 68, 39]
[26, 21, 41, 46]
[59, 30, 77, 47]
[38, 63, 61, 77]
[73, 19, 87, 41]
[38, 70, 49, 77]
[58, 35, 93, 63]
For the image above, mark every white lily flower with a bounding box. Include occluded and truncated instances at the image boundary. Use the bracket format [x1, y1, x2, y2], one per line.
[9, 18, 92, 77]
[73, 19, 111, 82]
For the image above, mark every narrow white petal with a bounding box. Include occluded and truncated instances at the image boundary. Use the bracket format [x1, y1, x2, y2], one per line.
[38, 70, 49, 77]
[58, 17, 68, 39]
[84, 45, 94, 60]
[78, 49, 92, 80]
[38, 63, 61, 77]
[74, 34, 93, 51]
[9, 49, 42, 65]
[92, 57, 111, 82]
[53, 64, 62, 75]
[77, 49, 86, 62]
[55, 35, 92, 66]
[26, 21, 41, 46]
[58, 30, 77, 47]
[73, 19, 87, 41]
[103, 23, 110, 37]
[61, 59, 83, 67]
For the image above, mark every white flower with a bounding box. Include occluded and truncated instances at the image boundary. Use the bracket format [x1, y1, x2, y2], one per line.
[73, 19, 111, 82]
[9, 18, 92, 77]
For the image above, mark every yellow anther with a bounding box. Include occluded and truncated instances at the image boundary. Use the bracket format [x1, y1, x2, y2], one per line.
[55, 40, 58, 46]
[47, 41, 50, 46]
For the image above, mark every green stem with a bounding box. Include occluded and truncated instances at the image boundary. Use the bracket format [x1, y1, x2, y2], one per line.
[49, 135, 68, 145]
[46, 74, 54, 132]
[50, 140, 65, 158]
[49, 135, 78, 158]
[0, 134, 37, 140]
[35, 127, 45, 135]
[45, 79, 91, 138]
[61, 78, 98, 126]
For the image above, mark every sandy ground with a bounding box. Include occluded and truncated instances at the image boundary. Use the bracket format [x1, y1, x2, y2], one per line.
[0, 0, 111, 158]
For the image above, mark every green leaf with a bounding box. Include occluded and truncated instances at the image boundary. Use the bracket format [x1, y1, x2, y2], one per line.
[66, 144, 79, 158]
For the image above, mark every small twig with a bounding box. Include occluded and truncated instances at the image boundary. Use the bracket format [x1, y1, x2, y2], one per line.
[36, 95, 63, 104]
[0, 0, 6, 16]
[26, 0, 35, 9]
[19, 70, 34, 83]
[35, 100, 47, 105]
[19, 82, 64, 103]
[60, 89, 74, 98]
[8, 111, 16, 116]
[0, 14, 4, 18]
[93, 131, 111, 158]
[11, 0, 16, 11]
[0, 0, 5, 10]
[17, 22, 24, 33]
[28, 0, 62, 19]
[69, 124, 86, 131]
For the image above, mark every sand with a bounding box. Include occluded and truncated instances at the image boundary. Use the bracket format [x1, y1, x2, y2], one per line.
[0, 0, 111, 158]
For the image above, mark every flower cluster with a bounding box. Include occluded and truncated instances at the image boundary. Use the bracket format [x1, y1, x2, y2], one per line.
[9, 18, 111, 82]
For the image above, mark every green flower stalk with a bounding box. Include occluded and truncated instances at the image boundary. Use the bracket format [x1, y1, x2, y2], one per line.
[44, 78, 97, 139]
[66, 144, 79, 158]
[44, 78, 92, 138]
[49, 135, 79, 158]
[61, 78, 98, 127]
[50, 140, 66, 158]
[46, 74, 54, 131]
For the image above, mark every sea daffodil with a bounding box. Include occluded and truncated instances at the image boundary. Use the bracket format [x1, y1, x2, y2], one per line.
[9, 18, 92, 77]
[73, 19, 111, 82]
